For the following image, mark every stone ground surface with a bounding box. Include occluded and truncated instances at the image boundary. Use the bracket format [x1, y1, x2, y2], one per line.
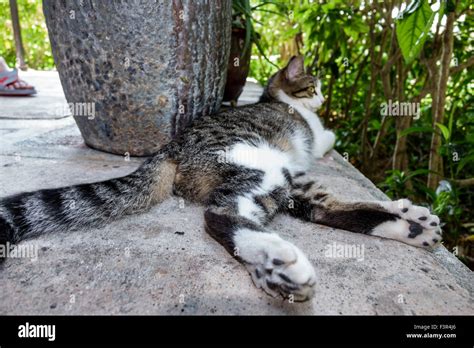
[0, 71, 473, 315]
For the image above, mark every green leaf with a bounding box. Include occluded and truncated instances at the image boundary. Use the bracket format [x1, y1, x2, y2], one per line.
[405, 168, 433, 181]
[350, 18, 369, 34]
[456, 153, 474, 175]
[399, 125, 434, 137]
[369, 118, 381, 130]
[396, 0, 436, 64]
[436, 122, 450, 141]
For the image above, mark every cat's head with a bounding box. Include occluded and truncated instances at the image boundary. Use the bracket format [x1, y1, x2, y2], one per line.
[261, 55, 324, 111]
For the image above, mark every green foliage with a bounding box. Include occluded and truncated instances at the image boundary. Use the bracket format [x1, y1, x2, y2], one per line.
[0, 0, 54, 69]
[379, 169, 434, 200]
[396, 0, 437, 64]
[232, 0, 280, 67]
[232, 0, 254, 57]
[248, 1, 294, 84]
[436, 122, 450, 142]
[398, 126, 433, 137]
[432, 182, 463, 244]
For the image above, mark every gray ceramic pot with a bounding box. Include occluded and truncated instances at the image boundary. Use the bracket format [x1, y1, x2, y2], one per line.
[43, 0, 231, 156]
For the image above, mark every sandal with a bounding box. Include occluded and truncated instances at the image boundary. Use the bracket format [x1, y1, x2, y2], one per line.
[0, 68, 37, 96]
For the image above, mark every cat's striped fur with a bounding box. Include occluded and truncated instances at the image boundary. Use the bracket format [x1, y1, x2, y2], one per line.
[0, 56, 442, 301]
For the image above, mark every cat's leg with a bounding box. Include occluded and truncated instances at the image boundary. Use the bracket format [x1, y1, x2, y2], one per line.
[204, 176, 316, 301]
[287, 176, 442, 249]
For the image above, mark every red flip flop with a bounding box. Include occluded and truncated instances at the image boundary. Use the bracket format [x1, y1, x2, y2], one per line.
[0, 68, 37, 96]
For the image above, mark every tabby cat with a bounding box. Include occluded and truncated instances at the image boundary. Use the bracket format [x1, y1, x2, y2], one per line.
[0, 56, 441, 301]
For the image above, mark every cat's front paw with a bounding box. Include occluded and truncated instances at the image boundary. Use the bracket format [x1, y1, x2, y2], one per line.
[323, 130, 336, 152]
[372, 199, 442, 249]
[236, 230, 316, 301]
[314, 130, 336, 158]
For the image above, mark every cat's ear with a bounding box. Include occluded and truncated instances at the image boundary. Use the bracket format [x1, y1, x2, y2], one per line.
[285, 55, 305, 81]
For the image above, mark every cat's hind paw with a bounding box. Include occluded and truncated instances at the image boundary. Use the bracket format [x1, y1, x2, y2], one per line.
[372, 199, 442, 249]
[235, 229, 316, 301]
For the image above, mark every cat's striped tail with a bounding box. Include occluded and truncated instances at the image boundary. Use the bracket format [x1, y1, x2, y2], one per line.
[0, 148, 177, 260]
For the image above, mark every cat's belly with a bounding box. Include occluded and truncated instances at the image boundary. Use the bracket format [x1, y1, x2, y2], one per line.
[288, 129, 313, 172]
[226, 141, 309, 190]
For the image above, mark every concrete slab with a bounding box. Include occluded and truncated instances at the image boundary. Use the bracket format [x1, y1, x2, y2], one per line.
[0, 72, 472, 315]
[0, 70, 71, 120]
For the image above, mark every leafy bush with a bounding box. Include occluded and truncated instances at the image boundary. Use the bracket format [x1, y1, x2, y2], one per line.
[0, 0, 54, 69]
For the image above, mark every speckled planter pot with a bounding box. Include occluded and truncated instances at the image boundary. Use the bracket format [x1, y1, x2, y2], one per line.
[43, 0, 231, 156]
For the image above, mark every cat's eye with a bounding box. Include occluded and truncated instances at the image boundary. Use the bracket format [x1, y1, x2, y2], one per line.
[308, 86, 315, 93]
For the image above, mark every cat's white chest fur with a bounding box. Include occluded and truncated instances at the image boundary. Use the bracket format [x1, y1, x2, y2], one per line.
[277, 91, 336, 158]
